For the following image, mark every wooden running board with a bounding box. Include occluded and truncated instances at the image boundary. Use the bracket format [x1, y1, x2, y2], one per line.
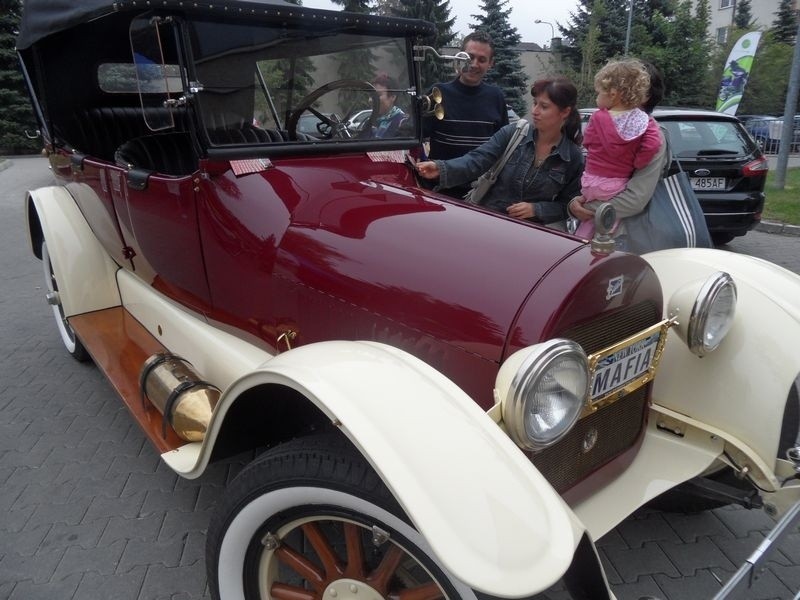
[69, 307, 183, 453]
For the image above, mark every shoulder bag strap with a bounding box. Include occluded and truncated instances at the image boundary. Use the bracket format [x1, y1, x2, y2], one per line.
[484, 119, 530, 184]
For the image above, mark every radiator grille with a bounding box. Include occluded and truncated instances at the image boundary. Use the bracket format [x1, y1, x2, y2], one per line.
[531, 301, 661, 492]
[531, 386, 648, 492]
[562, 300, 661, 354]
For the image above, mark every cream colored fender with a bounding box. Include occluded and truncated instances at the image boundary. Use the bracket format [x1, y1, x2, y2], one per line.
[26, 185, 120, 316]
[643, 247, 800, 469]
[166, 340, 586, 597]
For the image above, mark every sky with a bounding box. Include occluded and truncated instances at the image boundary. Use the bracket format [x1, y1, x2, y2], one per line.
[300, 1, 581, 49]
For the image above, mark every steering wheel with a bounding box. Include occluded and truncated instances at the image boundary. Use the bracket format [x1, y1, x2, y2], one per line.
[286, 79, 380, 140]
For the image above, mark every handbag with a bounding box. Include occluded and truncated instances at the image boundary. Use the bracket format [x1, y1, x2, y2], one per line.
[463, 119, 530, 205]
[624, 157, 712, 254]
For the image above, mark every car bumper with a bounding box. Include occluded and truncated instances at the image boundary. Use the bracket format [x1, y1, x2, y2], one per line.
[698, 191, 766, 235]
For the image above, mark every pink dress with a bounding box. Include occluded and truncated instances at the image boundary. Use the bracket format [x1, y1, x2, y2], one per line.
[576, 108, 662, 237]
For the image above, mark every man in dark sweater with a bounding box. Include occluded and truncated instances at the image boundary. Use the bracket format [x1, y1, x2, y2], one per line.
[423, 31, 509, 198]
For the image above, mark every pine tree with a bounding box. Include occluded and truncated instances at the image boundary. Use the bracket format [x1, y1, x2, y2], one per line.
[733, 0, 753, 29]
[559, 0, 720, 108]
[330, 0, 370, 12]
[330, 0, 376, 109]
[374, 0, 401, 16]
[254, 0, 316, 124]
[664, 0, 713, 106]
[771, 0, 797, 44]
[560, 0, 677, 75]
[0, 0, 40, 154]
[736, 32, 793, 114]
[576, 0, 606, 107]
[393, 0, 456, 88]
[469, 0, 527, 115]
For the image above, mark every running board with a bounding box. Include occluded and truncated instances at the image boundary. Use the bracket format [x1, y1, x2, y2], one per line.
[69, 307, 183, 453]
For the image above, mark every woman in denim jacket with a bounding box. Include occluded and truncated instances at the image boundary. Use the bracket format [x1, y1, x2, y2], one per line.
[416, 77, 584, 226]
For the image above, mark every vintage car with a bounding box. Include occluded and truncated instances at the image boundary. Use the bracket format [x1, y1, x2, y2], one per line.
[16, 0, 800, 598]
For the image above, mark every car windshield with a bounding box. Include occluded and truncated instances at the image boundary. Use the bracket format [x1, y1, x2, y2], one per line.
[187, 20, 416, 146]
[660, 119, 754, 157]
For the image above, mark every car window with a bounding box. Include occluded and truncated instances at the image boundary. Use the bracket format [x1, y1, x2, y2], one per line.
[188, 20, 416, 146]
[662, 119, 752, 157]
[98, 63, 184, 94]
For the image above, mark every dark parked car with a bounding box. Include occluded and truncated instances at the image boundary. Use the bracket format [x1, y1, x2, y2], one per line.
[656, 108, 768, 245]
[17, 2, 800, 598]
[581, 108, 768, 245]
[739, 114, 800, 154]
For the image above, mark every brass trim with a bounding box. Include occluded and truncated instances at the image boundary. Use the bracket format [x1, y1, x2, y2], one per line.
[582, 319, 674, 416]
[277, 330, 297, 352]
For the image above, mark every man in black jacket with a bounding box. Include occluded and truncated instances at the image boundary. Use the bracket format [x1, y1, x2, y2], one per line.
[423, 31, 509, 198]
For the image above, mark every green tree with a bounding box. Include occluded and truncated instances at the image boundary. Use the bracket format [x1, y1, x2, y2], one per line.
[575, 0, 606, 107]
[771, 0, 798, 44]
[560, 0, 674, 66]
[469, 0, 527, 115]
[330, 0, 376, 108]
[393, 0, 456, 88]
[733, 0, 753, 29]
[374, 0, 401, 15]
[655, 0, 713, 107]
[560, 0, 717, 109]
[735, 31, 793, 115]
[0, 0, 40, 154]
[331, 0, 370, 12]
[253, 0, 316, 124]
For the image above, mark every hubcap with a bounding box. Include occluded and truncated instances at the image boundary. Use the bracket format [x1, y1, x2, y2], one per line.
[325, 578, 382, 599]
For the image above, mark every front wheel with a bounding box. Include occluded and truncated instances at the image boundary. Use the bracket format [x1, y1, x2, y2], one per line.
[207, 433, 477, 600]
[42, 241, 89, 362]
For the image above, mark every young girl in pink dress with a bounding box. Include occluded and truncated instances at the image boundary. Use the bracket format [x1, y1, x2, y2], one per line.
[574, 58, 662, 238]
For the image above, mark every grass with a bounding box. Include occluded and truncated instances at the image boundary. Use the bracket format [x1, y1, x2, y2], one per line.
[764, 167, 800, 225]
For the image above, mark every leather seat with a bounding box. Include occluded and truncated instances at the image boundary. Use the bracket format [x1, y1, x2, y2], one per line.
[114, 132, 197, 176]
[206, 123, 310, 144]
[63, 107, 188, 161]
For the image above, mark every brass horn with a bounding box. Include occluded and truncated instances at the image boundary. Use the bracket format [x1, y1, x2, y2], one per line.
[421, 86, 444, 120]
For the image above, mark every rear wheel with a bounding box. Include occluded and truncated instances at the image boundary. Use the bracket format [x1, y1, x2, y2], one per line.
[42, 241, 89, 362]
[207, 433, 477, 600]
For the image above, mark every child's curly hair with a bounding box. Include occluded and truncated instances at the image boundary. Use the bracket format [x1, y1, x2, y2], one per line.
[594, 59, 651, 108]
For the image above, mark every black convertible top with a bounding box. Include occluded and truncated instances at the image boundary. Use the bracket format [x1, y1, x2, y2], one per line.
[16, 0, 435, 49]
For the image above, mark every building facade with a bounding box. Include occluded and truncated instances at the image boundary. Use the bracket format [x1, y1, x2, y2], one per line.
[707, 0, 795, 44]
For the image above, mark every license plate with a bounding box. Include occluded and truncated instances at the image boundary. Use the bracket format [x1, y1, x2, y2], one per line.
[588, 321, 670, 406]
[690, 177, 726, 190]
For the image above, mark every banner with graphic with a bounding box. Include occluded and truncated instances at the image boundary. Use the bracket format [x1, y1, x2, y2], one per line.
[716, 31, 762, 115]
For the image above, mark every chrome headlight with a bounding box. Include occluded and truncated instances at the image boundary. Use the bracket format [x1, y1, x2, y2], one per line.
[498, 340, 590, 451]
[669, 271, 737, 356]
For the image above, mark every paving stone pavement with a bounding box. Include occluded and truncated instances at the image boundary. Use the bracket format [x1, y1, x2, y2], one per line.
[1, 157, 799, 600]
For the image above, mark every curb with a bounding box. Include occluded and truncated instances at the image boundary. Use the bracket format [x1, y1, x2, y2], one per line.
[757, 220, 800, 237]
[0, 159, 13, 173]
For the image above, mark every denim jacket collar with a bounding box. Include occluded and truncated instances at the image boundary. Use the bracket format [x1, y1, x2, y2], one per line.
[530, 128, 576, 163]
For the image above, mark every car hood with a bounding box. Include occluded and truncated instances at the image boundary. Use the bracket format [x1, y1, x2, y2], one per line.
[272, 156, 585, 364]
